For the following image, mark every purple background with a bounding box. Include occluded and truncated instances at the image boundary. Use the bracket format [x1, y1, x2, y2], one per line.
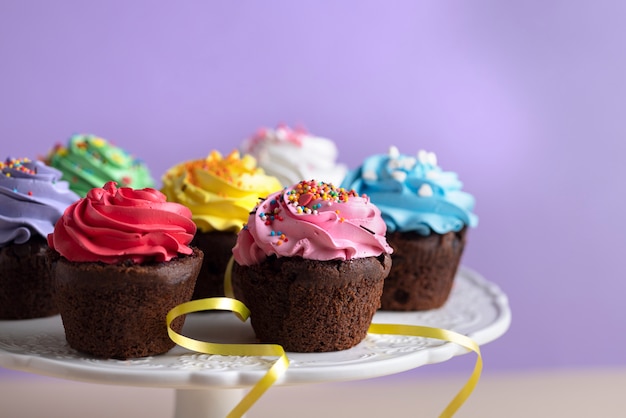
[2, 1, 625, 375]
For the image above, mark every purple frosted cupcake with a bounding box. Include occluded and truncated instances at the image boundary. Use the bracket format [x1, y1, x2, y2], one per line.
[0, 157, 79, 319]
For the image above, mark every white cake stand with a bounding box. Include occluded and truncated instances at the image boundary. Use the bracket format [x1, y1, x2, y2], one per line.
[0, 266, 510, 418]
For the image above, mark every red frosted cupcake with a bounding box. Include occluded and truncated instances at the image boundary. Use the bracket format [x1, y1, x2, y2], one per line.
[47, 181, 203, 359]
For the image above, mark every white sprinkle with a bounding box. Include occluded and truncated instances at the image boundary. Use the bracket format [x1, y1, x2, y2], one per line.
[363, 169, 378, 181]
[418, 184, 433, 197]
[391, 170, 407, 182]
[426, 151, 437, 166]
[401, 156, 416, 170]
[417, 150, 438, 166]
[388, 145, 400, 158]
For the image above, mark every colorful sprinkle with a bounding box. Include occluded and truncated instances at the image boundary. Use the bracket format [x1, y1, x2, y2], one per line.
[0, 158, 36, 176]
[253, 180, 362, 248]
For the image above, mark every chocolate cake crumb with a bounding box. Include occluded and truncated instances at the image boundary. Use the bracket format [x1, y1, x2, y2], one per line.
[190, 231, 238, 299]
[52, 247, 203, 359]
[0, 237, 58, 319]
[233, 253, 392, 352]
[381, 228, 467, 311]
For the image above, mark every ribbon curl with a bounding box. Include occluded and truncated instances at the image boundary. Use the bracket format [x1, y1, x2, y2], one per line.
[367, 323, 482, 418]
[166, 297, 289, 418]
[166, 257, 482, 417]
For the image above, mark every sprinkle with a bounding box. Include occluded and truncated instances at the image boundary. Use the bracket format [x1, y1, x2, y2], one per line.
[27, 191, 33, 196]
[362, 169, 377, 181]
[360, 225, 375, 235]
[417, 150, 438, 166]
[418, 184, 434, 197]
[391, 170, 407, 182]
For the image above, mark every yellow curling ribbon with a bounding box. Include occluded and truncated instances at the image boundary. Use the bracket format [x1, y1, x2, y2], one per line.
[368, 323, 482, 418]
[166, 297, 289, 418]
[168, 256, 482, 417]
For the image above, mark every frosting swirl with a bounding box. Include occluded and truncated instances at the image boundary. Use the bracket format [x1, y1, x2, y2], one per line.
[161, 150, 282, 233]
[48, 181, 196, 264]
[232, 180, 392, 266]
[0, 158, 80, 246]
[341, 146, 478, 235]
[45, 133, 154, 197]
[240, 124, 348, 187]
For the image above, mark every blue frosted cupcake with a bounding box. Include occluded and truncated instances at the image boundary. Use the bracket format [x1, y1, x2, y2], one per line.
[342, 146, 478, 310]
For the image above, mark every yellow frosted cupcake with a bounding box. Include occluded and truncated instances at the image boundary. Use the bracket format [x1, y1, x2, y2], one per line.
[161, 150, 282, 299]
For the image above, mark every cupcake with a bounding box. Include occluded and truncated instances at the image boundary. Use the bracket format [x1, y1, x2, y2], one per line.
[232, 180, 393, 352]
[47, 181, 202, 359]
[342, 146, 478, 311]
[161, 150, 282, 299]
[240, 124, 348, 187]
[45, 133, 154, 197]
[0, 158, 80, 319]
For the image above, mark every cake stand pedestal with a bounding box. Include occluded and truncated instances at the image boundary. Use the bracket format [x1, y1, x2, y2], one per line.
[0, 266, 510, 418]
[174, 389, 247, 418]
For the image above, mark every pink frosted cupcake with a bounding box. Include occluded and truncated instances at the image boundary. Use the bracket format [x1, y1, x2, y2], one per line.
[232, 180, 393, 352]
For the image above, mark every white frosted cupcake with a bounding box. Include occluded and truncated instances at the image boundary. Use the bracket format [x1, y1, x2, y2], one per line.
[240, 124, 348, 187]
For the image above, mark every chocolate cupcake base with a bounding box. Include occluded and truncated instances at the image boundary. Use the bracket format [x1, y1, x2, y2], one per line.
[233, 253, 391, 352]
[190, 231, 238, 299]
[381, 228, 467, 311]
[52, 248, 203, 359]
[0, 237, 58, 319]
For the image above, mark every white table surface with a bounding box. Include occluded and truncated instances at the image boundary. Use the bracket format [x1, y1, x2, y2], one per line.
[1, 366, 624, 417]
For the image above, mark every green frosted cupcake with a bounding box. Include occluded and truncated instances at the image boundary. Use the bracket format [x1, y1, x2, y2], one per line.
[45, 133, 154, 196]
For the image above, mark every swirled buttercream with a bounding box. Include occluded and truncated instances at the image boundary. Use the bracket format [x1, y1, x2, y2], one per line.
[232, 180, 392, 265]
[161, 150, 282, 233]
[341, 146, 478, 235]
[48, 181, 196, 264]
[240, 124, 348, 187]
[45, 133, 154, 197]
[0, 158, 79, 246]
